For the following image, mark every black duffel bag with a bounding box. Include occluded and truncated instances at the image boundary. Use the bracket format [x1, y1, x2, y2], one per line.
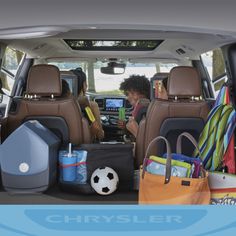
[59, 143, 134, 194]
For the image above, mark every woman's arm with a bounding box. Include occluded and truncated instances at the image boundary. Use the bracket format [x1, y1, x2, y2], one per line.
[126, 117, 139, 138]
[89, 101, 105, 140]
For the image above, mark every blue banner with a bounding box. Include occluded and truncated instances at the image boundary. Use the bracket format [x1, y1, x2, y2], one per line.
[0, 205, 235, 236]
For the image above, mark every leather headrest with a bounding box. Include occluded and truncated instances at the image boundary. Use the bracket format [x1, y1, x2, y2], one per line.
[167, 66, 201, 98]
[26, 64, 62, 96]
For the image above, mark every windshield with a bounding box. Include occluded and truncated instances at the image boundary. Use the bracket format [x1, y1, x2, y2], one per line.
[49, 61, 177, 95]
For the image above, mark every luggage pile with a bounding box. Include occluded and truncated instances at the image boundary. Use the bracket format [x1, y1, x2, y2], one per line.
[139, 85, 236, 205]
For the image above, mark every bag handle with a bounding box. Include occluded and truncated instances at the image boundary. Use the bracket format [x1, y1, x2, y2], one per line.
[142, 136, 172, 184]
[177, 132, 207, 178]
[176, 132, 201, 158]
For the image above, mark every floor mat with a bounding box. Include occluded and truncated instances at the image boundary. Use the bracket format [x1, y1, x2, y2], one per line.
[0, 185, 138, 204]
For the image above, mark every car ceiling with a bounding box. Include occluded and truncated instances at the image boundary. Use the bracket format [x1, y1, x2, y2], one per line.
[0, 0, 236, 61]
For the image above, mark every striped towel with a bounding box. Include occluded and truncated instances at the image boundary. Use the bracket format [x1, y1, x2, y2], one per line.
[194, 86, 236, 171]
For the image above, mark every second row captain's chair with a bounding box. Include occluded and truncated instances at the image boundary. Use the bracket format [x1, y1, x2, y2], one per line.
[135, 66, 210, 168]
[7, 64, 91, 145]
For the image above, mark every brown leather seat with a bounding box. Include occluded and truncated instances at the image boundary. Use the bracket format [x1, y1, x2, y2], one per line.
[7, 64, 91, 145]
[135, 66, 210, 168]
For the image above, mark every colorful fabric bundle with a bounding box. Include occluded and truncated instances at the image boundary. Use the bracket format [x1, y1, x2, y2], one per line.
[214, 85, 235, 173]
[146, 156, 192, 178]
[195, 85, 236, 204]
[215, 86, 230, 106]
[194, 86, 236, 173]
[163, 153, 202, 178]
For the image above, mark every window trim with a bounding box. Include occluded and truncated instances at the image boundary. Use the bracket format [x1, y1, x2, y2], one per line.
[212, 72, 227, 83]
[193, 58, 215, 99]
[1, 67, 15, 78]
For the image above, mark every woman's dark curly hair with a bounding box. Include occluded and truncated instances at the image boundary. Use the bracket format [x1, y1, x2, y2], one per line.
[120, 75, 150, 99]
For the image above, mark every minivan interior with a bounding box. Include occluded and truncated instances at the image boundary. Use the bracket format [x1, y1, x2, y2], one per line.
[0, 1, 236, 204]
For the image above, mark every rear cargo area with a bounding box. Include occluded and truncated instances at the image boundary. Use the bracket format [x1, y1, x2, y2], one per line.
[0, 186, 138, 204]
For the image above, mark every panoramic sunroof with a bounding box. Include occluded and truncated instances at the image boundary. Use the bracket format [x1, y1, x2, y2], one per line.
[64, 40, 163, 51]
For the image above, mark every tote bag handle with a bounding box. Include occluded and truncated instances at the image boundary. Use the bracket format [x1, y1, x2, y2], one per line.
[176, 132, 201, 158]
[142, 136, 172, 184]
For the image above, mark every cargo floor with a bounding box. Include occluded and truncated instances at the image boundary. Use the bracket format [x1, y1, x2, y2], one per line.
[0, 186, 138, 204]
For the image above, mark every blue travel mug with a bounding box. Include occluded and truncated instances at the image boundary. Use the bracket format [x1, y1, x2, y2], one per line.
[59, 145, 77, 182]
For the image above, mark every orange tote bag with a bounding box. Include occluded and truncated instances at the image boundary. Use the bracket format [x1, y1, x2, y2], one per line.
[139, 136, 210, 205]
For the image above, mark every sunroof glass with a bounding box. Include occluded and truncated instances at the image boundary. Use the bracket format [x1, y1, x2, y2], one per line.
[64, 40, 163, 51]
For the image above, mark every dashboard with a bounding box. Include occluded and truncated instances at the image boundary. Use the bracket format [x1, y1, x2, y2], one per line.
[94, 96, 133, 114]
[105, 98, 124, 112]
[94, 96, 133, 141]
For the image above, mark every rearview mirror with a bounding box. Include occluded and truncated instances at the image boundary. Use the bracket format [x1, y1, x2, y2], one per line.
[101, 62, 126, 75]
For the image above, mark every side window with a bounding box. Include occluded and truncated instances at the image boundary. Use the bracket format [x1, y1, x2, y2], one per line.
[0, 47, 24, 105]
[1, 47, 24, 76]
[201, 48, 226, 95]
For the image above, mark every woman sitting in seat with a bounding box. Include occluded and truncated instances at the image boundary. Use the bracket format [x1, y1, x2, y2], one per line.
[118, 74, 168, 138]
[71, 68, 104, 141]
[118, 75, 151, 138]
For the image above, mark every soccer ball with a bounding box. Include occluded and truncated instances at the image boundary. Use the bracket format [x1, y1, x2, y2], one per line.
[90, 167, 119, 195]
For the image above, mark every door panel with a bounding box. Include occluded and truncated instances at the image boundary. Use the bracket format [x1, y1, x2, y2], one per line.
[0, 103, 6, 118]
[0, 117, 8, 143]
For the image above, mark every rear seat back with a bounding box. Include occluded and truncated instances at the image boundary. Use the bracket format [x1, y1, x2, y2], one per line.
[135, 66, 210, 168]
[7, 64, 91, 145]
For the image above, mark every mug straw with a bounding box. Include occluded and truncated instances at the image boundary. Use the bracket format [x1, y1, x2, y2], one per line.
[68, 143, 72, 158]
